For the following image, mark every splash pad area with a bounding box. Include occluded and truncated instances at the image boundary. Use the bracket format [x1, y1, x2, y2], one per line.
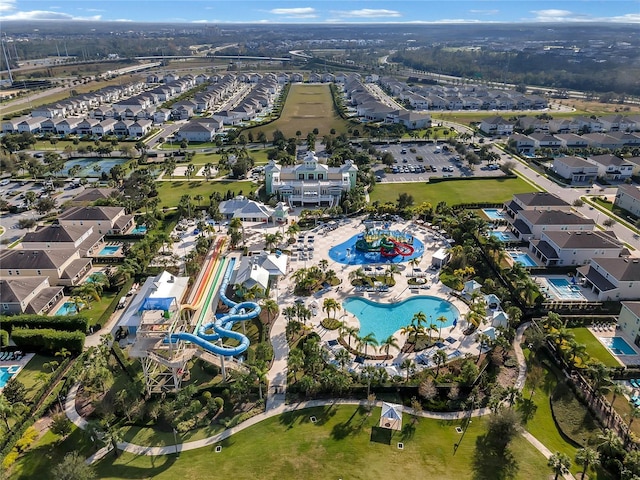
[329, 225, 424, 265]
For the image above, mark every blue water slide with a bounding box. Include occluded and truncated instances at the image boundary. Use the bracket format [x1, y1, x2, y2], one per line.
[168, 258, 261, 357]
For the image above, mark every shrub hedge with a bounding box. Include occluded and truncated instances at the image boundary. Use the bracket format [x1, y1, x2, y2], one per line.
[0, 329, 8, 347]
[11, 328, 85, 354]
[0, 314, 89, 334]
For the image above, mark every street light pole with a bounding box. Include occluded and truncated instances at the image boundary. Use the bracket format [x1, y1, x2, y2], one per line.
[173, 428, 179, 456]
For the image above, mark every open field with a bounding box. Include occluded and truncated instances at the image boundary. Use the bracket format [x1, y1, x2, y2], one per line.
[155, 180, 254, 208]
[245, 84, 352, 139]
[83, 406, 551, 480]
[369, 177, 539, 206]
[571, 327, 620, 368]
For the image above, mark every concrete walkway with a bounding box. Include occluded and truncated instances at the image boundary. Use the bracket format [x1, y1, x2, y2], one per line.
[64, 321, 572, 478]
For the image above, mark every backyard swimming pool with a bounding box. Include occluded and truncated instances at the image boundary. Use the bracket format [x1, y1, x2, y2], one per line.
[99, 245, 121, 256]
[482, 208, 507, 221]
[0, 365, 20, 389]
[509, 252, 537, 267]
[343, 296, 459, 342]
[130, 225, 148, 235]
[600, 336, 637, 356]
[547, 277, 587, 301]
[329, 233, 424, 265]
[490, 231, 515, 242]
[55, 301, 80, 316]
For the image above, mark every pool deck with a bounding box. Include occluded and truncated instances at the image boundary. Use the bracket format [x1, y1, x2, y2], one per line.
[589, 326, 640, 367]
[256, 215, 491, 368]
[0, 353, 35, 391]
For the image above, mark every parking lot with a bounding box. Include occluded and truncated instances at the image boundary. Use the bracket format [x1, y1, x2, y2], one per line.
[371, 143, 505, 182]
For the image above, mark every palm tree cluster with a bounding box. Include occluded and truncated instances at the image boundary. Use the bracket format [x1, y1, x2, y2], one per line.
[292, 266, 338, 295]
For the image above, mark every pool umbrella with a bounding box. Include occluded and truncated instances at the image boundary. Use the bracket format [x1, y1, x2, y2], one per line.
[571, 276, 577, 285]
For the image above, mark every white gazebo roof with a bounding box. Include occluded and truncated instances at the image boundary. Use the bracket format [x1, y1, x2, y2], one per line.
[379, 402, 403, 431]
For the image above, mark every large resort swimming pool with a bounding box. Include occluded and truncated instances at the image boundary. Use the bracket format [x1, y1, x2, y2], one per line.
[343, 296, 459, 342]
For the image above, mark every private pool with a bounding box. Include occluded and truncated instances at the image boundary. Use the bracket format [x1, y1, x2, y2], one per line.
[482, 208, 507, 221]
[547, 278, 587, 301]
[509, 252, 537, 267]
[130, 225, 147, 235]
[490, 231, 516, 242]
[55, 301, 81, 316]
[99, 245, 121, 256]
[600, 336, 637, 356]
[0, 365, 21, 389]
[343, 295, 459, 342]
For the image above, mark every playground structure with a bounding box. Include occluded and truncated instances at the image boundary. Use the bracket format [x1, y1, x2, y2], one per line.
[132, 239, 259, 395]
[354, 226, 415, 258]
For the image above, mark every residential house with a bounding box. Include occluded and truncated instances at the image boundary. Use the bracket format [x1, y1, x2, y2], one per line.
[129, 119, 153, 137]
[599, 115, 637, 132]
[0, 249, 93, 287]
[510, 210, 595, 242]
[92, 118, 118, 137]
[504, 192, 571, 219]
[0, 278, 64, 315]
[555, 134, 589, 150]
[18, 117, 46, 133]
[530, 230, 624, 267]
[508, 134, 536, 155]
[479, 116, 514, 136]
[617, 302, 640, 347]
[174, 119, 220, 142]
[219, 196, 275, 223]
[614, 184, 640, 217]
[588, 154, 634, 181]
[582, 133, 625, 150]
[55, 117, 83, 135]
[530, 133, 562, 150]
[22, 224, 104, 257]
[578, 258, 640, 301]
[388, 110, 431, 130]
[552, 156, 599, 184]
[57, 206, 134, 235]
[264, 151, 358, 207]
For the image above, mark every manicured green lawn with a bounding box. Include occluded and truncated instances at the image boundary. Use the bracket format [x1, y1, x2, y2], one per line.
[246, 84, 352, 139]
[155, 181, 254, 208]
[14, 354, 57, 402]
[571, 328, 620, 367]
[86, 406, 550, 480]
[370, 177, 539, 206]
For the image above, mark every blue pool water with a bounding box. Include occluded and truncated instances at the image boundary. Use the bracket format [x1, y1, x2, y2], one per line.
[130, 225, 147, 235]
[99, 245, 120, 256]
[329, 232, 425, 265]
[55, 301, 81, 316]
[509, 252, 537, 267]
[0, 366, 20, 389]
[600, 336, 636, 356]
[483, 208, 506, 220]
[343, 296, 459, 342]
[490, 231, 514, 242]
[547, 278, 586, 301]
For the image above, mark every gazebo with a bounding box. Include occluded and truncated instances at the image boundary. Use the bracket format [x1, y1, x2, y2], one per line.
[379, 402, 403, 431]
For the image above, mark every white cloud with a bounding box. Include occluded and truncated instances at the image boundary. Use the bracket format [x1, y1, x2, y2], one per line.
[269, 7, 316, 18]
[0, 10, 101, 21]
[0, 0, 16, 12]
[530, 9, 577, 22]
[114, 18, 133, 22]
[333, 9, 401, 18]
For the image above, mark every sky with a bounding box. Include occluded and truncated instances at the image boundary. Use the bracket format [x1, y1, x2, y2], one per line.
[0, 0, 639, 24]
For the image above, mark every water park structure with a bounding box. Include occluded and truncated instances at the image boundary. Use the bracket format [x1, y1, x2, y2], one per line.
[129, 239, 260, 395]
[355, 225, 415, 258]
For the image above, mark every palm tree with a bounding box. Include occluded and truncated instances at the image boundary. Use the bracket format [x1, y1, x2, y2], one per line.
[476, 332, 490, 363]
[400, 324, 417, 345]
[608, 383, 625, 425]
[575, 447, 599, 480]
[344, 326, 359, 349]
[319, 259, 328, 272]
[435, 315, 448, 341]
[401, 359, 414, 382]
[626, 405, 640, 446]
[597, 429, 624, 459]
[287, 349, 305, 383]
[251, 362, 269, 400]
[335, 349, 351, 371]
[381, 335, 399, 358]
[359, 333, 379, 357]
[504, 385, 521, 408]
[322, 298, 340, 320]
[548, 452, 571, 480]
[433, 349, 447, 377]
[411, 311, 427, 341]
[409, 256, 421, 275]
[385, 264, 400, 284]
[261, 299, 278, 326]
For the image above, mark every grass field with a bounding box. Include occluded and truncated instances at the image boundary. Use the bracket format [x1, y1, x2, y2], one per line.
[370, 177, 539, 206]
[81, 406, 550, 480]
[155, 180, 254, 208]
[14, 354, 56, 402]
[571, 328, 620, 367]
[245, 84, 352, 139]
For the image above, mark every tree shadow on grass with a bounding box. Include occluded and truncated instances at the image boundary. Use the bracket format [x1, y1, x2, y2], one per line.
[278, 405, 337, 430]
[330, 406, 367, 440]
[400, 421, 416, 442]
[94, 451, 177, 479]
[471, 435, 519, 480]
[516, 398, 538, 425]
